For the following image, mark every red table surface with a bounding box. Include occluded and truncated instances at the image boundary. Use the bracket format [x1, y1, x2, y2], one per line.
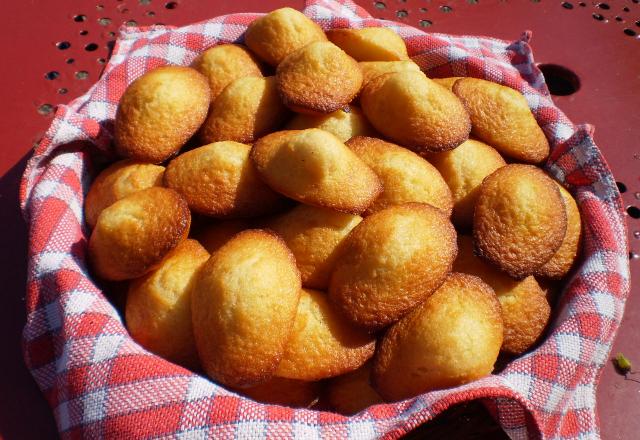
[1, 1, 638, 439]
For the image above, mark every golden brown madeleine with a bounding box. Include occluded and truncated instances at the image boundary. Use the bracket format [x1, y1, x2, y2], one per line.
[359, 60, 421, 87]
[244, 7, 327, 66]
[473, 164, 567, 278]
[372, 273, 503, 401]
[199, 76, 289, 144]
[89, 187, 190, 281]
[326, 27, 409, 62]
[346, 136, 453, 215]
[454, 236, 551, 355]
[329, 203, 457, 330]
[84, 160, 165, 229]
[453, 78, 550, 164]
[535, 184, 582, 279]
[432, 76, 463, 91]
[126, 239, 209, 369]
[164, 141, 286, 218]
[276, 42, 363, 114]
[265, 205, 362, 290]
[236, 377, 321, 408]
[191, 44, 263, 100]
[191, 230, 301, 388]
[251, 129, 382, 214]
[191, 219, 251, 254]
[115, 66, 210, 163]
[285, 106, 375, 142]
[327, 362, 383, 415]
[276, 288, 375, 380]
[427, 139, 506, 230]
[361, 71, 471, 154]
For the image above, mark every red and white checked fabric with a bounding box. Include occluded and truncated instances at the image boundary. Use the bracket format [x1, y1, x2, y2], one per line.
[20, 0, 630, 438]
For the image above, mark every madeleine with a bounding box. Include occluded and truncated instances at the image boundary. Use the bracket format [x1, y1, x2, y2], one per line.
[245, 7, 327, 66]
[89, 187, 191, 281]
[126, 239, 209, 368]
[285, 106, 375, 142]
[329, 203, 457, 330]
[199, 76, 289, 144]
[361, 71, 470, 154]
[427, 139, 506, 229]
[454, 235, 551, 354]
[191, 230, 301, 388]
[115, 66, 210, 163]
[276, 288, 375, 381]
[276, 42, 363, 114]
[191, 44, 263, 100]
[84, 160, 164, 229]
[327, 27, 409, 61]
[251, 129, 382, 214]
[347, 136, 453, 215]
[265, 204, 362, 290]
[453, 78, 549, 164]
[164, 141, 285, 218]
[372, 273, 503, 401]
[474, 165, 567, 278]
[535, 184, 582, 279]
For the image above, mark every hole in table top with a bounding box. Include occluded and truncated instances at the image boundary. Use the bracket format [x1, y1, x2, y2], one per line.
[531, 0, 541, 3]
[396, 9, 408, 18]
[37, 104, 54, 115]
[140, 0, 152, 4]
[56, 41, 71, 50]
[562, 2, 573, 9]
[66, 58, 75, 64]
[440, 5, 453, 12]
[578, 1, 586, 6]
[97, 57, 106, 64]
[467, 0, 479, 4]
[374, 1, 386, 9]
[120, 8, 130, 14]
[636, 192, 640, 200]
[45, 71, 59, 80]
[623, 6, 630, 12]
[125, 20, 138, 26]
[636, 20, 640, 27]
[85, 43, 99, 51]
[616, 182, 627, 193]
[107, 31, 116, 37]
[96, 4, 104, 10]
[98, 17, 111, 26]
[75, 71, 89, 80]
[146, 11, 156, 16]
[538, 64, 580, 96]
[615, 16, 624, 22]
[628, 206, 640, 219]
[165, 1, 178, 9]
[58, 88, 68, 95]
[634, 231, 640, 239]
[80, 30, 89, 35]
[623, 28, 637, 36]
[420, 7, 427, 12]
[630, 252, 639, 260]
[420, 19, 433, 27]
[74, 14, 87, 22]
[597, 2, 610, 9]
[592, 13, 605, 21]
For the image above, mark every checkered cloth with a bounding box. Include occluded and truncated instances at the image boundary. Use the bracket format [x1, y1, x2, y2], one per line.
[20, 0, 630, 438]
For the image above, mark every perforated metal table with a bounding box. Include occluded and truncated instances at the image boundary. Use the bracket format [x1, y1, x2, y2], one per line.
[1, 1, 638, 438]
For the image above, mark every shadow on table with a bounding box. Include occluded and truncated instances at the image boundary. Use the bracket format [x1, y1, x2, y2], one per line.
[0, 153, 59, 439]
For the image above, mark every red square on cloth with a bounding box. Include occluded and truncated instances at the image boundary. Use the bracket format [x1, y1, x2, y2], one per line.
[19, 0, 629, 438]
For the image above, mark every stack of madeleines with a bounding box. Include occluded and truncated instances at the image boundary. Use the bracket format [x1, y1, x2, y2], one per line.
[86, 7, 583, 411]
